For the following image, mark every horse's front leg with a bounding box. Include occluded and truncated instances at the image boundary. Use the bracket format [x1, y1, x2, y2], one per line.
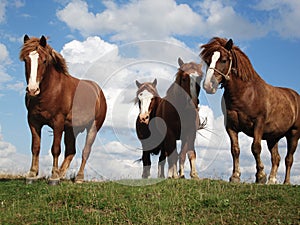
[49, 118, 64, 184]
[164, 134, 178, 179]
[142, 150, 151, 179]
[252, 122, 267, 184]
[227, 128, 241, 183]
[27, 121, 42, 180]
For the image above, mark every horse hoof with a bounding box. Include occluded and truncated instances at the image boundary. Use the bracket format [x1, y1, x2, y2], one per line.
[75, 179, 84, 184]
[48, 178, 60, 186]
[256, 174, 267, 184]
[190, 173, 200, 180]
[267, 177, 277, 185]
[191, 175, 200, 180]
[25, 177, 39, 185]
[229, 176, 240, 183]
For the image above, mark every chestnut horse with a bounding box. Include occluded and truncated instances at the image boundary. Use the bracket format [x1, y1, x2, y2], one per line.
[156, 58, 203, 179]
[135, 79, 165, 178]
[20, 35, 107, 184]
[201, 37, 300, 184]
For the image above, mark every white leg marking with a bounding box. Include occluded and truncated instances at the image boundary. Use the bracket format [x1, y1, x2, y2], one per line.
[204, 51, 220, 93]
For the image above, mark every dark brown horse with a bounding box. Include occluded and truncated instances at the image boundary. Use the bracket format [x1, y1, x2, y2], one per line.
[201, 37, 300, 184]
[20, 35, 107, 184]
[156, 58, 203, 178]
[135, 79, 165, 178]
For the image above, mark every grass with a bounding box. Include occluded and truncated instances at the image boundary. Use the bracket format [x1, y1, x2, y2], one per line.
[0, 178, 299, 224]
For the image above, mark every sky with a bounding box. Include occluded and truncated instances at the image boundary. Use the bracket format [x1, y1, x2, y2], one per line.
[0, 0, 299, 185]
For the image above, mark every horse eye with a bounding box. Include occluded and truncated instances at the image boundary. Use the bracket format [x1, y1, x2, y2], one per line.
[220, 59, 227, 64]
[43, 60, 47, 64]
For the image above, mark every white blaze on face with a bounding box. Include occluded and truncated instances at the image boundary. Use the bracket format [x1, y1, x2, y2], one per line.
[189, 72, 199, 100]
[204, 51, 220, 93]
[28, 50, 40, 93]
[138, 90, 154, 114]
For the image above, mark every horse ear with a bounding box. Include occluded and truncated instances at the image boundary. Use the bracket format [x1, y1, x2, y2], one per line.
[24, 34, 30, 43]
[136, 80, 142, 88]
[152, 78, 157, 87]
[40, 35, 47, 47]
[225, 39, 233, 51]
[178, 57, 184, 67]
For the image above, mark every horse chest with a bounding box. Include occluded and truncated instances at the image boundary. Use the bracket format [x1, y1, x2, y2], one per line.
[226, 110, 255, 134]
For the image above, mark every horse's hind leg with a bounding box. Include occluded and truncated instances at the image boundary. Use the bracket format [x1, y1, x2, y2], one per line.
[59, 127, 77, 179]
[267, 139, 280, 184]
[75, 122, 98, 183]
[284, 132, 299, 184]
[251, 123, 267, 184]
[179, 141, 188, 178]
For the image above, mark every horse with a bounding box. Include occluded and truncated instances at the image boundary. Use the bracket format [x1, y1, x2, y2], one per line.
[200, 37, 300, 184]
[19, 35, 107, 184]
[135, 79, 166, 178]
[155, 58, 203, 179]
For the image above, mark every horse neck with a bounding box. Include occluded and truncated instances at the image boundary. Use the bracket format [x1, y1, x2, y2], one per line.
[223, 70, 265, 102]
[150, 96, 161, 118]
[166, 82, 197, 109]
[40, 66, 68, 93]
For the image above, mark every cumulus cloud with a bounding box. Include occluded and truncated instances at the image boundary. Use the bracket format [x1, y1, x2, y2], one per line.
[253, 0, 300, 38]
[0, 126, 28, 175]
[57, 0, 300, 42]
[57, 0, 202, 41]
[56, 0, 274, 42]
[0, 43, 14, 92]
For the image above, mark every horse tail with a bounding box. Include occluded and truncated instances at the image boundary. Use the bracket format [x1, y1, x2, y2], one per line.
[133, 158, 142, 164]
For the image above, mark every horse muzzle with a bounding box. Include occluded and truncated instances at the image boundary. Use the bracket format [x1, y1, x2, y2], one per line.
[203, 76, 219, 94]
[139, 113, 150, 124]
[26, 86, 40, 96]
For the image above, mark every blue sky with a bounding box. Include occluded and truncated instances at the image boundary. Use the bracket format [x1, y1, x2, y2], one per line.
[0, 0, 299, 183]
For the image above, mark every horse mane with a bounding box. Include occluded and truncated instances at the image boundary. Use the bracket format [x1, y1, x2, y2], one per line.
[200, 37, 259, 81]
[178, 62, 202, 75]
[19, 37, 70, 76]
[135, 82, 160, 104]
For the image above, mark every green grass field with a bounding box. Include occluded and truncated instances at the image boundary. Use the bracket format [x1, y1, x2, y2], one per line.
[0, 178, 299, 224]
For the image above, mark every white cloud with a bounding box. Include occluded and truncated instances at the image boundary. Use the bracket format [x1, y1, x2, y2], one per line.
[0, 43, 13, 91]
[57, 0, 300, 42]
[57, 0, 202, 41]
[56, 0, 273, 42]
[61, 36, 118, 76]
[195, 0, 266, 39]
[253, 0, 300, 38]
